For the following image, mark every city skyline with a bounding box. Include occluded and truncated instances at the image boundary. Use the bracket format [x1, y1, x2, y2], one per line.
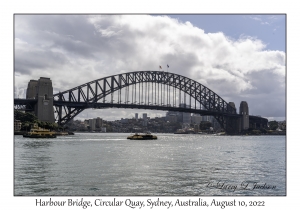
[14, 14, 286, 121]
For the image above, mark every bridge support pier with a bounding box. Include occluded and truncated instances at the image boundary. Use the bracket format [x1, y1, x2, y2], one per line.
[26, 77, 55, 123]
[239, 101, 249, 130]
[224, 101, 250, 134]
[224, 116, 241, 135]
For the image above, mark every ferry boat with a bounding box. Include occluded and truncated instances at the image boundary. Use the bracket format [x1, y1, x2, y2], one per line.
[23, 124, 56, 138]
[174, 128, 195, 134]
[127, 133, 157, 140]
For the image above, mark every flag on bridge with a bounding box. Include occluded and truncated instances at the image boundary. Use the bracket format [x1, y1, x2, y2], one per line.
[167, 64, 169, 68]
[159, 65, 162, 69]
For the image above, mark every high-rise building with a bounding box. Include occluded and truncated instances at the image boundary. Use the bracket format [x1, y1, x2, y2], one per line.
[202, 115, 212, 122]
[182, 113, 191, 124]
[166, 111, 177, 116]
[96, 117, 103, 128]
[180, 103, 191, 124]
[143, 113, 147, 121]
[191, 114, 202, 124]
[135, 113, 138, 121]
[142, 113, 148, 126]
[166, 114, 177, 123]
[166, 105, 192, 123]
[89, 119, 96, 131]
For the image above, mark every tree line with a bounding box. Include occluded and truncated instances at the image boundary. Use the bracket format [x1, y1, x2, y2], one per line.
[14, 110, 61, 131]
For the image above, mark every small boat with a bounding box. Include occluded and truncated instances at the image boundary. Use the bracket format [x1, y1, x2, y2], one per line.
[174, 128, 195, 134]
[174, 129, 186, 134]
[54, 132, 69, 136]
[127, 133, 157, 140]
[23, 125, 56, 138]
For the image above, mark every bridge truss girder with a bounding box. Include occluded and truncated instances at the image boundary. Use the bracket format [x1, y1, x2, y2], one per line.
[14, 98, 37, 111]
[53, 71, 238, 133]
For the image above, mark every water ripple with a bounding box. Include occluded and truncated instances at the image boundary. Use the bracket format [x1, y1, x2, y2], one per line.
[14, 134, 286, 196]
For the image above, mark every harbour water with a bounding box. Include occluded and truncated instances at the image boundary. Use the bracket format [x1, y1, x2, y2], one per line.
[14, 133, 286, 196]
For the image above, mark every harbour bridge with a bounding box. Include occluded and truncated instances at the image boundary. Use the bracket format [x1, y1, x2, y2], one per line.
[14, 71, 268, 134]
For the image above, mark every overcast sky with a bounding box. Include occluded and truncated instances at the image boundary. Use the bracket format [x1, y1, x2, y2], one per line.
[14, 14, 286, 121]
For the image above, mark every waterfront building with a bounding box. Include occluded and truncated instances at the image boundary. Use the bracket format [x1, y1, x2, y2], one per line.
[89, 119, 96, 131]
[14, 120, 22, 131]
[194, 124, 199, 133]
[121, 118, 129, 124]
[95, 117, 103, 128]
[135, 113, 138, 121]
[96, 117, 103, 128]
[79, 122, 87, 130]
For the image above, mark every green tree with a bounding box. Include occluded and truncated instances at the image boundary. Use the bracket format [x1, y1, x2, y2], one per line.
[260, 128, 267, 134]
[200, 121, 212, 130]
[269, 121, 279, 130]
[21, 121, 31, 131]
[14, 110, 38, 122]
[15, 110, 61, 131]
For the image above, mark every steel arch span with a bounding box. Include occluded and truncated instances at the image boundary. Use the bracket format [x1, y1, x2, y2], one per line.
[53, 71, 240, 133]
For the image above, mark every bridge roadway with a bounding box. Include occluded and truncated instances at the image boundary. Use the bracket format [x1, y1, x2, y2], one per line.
[54, 100, 240, 117]
[14, 98, 267, 121]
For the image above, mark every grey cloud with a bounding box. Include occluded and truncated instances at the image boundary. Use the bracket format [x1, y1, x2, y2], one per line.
[245, 68, 285, 95]
[16, 15, 111, 59]
[15, 48, 68, 75]
[14, 15, 286, 120]
[226, 68, 285, 117]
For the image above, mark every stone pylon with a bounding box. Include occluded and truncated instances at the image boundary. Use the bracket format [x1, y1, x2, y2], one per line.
[26, 77, 55, 123]
[239, 101, 249, 130]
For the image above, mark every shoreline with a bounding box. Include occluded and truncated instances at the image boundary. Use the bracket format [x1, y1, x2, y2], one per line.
[14, 130, 286, 136]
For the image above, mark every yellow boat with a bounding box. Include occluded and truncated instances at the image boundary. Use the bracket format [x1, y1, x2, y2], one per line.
[23, 124, 56, 138]
[127, 133, 157, 140]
